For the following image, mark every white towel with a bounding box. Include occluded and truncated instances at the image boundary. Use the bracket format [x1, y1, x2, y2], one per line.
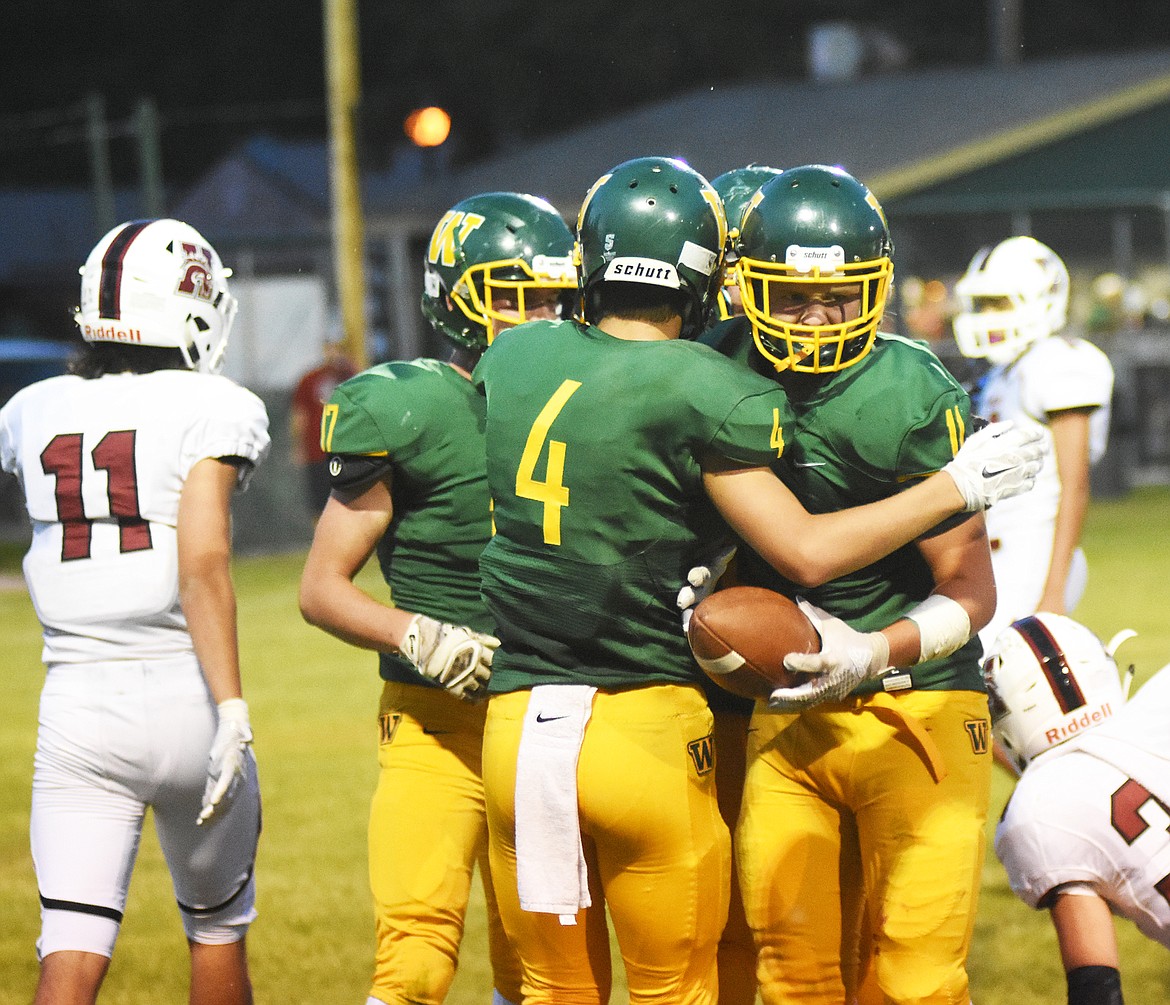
[514, 683, 596, 925]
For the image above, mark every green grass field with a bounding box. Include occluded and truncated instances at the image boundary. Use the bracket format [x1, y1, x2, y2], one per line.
[2, 488, 1169, 1003]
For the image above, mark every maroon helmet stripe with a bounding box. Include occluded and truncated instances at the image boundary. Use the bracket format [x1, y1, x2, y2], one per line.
[1013, 616, 1085, 714]
[98, 220, 152, 320]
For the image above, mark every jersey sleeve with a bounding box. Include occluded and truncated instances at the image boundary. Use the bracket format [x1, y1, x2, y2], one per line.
[894, 383, 972, 478]
[182, 379, 271, 489]
[1023, 338, 1114, 415]
[692, 349, 794, 468]
[324, 367, 430, 457]
[994, 771, 1114, 909]
[0, 394, 19, 475]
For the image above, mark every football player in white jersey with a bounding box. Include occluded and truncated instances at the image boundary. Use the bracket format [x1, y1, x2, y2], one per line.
[953, 237, 1114, 651]
[0, 219, 270, 1005]
[987, 613, 1168, 1005]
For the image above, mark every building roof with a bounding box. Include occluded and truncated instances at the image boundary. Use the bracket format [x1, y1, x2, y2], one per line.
[367, 47, 1170, 227]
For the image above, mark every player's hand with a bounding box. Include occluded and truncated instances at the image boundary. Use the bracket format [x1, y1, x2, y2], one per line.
[400, 614, 498, 702]
[677, 543, 737, 633]
[197, 698, 253, 826]
[943, 420, 1046, 511]
[768, 600, 890, 712]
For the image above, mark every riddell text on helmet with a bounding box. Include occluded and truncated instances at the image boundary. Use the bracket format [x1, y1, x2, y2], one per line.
[1046, 703, 1114, 745]
[84, 324, 143, 343]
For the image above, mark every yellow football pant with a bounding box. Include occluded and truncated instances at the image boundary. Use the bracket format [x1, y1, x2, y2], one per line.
[368, 681, 522, 1005]
[711, 707, 759, 1005]
[483, 684, 730, 1005]
[738, 689, 992, 1005]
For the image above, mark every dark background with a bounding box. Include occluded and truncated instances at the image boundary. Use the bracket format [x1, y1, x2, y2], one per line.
[5, 1, 1170, 191]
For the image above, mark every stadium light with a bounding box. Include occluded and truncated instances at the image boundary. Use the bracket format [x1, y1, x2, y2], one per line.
[404, 106, 451, 148]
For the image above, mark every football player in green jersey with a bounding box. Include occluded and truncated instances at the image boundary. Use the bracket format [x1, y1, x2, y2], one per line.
[472, 156, 1044, 1004]
[704, 164, 1002, 1004]
[298, 192, 577, 1005]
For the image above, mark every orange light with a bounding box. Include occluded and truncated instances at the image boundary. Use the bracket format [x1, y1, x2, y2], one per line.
[404, 106, 451, 148]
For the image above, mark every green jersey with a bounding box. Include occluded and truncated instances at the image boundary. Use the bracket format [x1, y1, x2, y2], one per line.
[324, 359, 493, 684]
[703, 319, 983, 693]
[472, 319, 793, 693]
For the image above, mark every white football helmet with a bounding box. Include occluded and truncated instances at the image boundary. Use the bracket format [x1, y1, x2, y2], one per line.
[953, 236, 1069, 365]
[75, 218, 237, 374]
[984, 613, 1133, 772]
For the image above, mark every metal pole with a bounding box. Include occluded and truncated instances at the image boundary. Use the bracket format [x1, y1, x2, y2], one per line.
[323, 0, 369, 370]
[135, 96, 165, 218]
[86, 92, 116, 236]
[989, 0, 1023, 66]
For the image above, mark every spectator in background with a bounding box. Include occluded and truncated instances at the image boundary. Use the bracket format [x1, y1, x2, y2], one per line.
[953, 237, 1114, 651]
[290, 338, 356, 516]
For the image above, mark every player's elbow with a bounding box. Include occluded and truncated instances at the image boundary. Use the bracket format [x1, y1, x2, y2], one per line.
[966, 591, 996, 635]
[298, 576, 327, 628]
[771, 552, 836, 590]
[789, 569, 832, 589]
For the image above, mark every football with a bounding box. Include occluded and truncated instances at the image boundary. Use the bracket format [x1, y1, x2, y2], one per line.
[687, 586, 821, 700]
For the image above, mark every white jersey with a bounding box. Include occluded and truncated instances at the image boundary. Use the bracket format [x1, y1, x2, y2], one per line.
[975, 334, 1114, 646]
[0, 370, 269, 664]
[995, 664, 1170, 948]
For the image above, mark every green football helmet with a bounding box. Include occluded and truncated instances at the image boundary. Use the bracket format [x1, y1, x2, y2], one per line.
[575, 156, 728, 340]
[421, 191, 576, 350]
[735, 164, 893, 373]
[712, 164, 785, 236]
[710, 164, 783, 320]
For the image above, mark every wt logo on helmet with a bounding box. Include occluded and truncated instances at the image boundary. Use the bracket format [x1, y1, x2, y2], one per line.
[177, 243, 215, 302]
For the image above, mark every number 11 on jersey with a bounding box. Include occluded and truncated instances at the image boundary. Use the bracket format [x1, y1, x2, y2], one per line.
[515, 379, 581, 546]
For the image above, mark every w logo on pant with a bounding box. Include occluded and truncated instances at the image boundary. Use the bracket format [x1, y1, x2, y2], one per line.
[964, 718, 990, 755]
[687, 734, 716, 775]
[379, 712, 402, 745]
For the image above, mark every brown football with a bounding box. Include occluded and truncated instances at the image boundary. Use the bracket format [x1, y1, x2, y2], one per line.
[687, 586, 821, 700]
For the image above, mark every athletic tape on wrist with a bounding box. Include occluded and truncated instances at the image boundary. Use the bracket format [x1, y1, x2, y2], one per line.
[906, 594, 971, 665]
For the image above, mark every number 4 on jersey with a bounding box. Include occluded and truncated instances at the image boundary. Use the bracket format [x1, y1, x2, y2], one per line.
[515, 380, 581, 546]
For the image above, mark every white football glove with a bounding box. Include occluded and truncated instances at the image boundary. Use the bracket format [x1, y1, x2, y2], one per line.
[197, 698, 253, 826]
[942, 420, 1047, 511]
[677, 543, 737, 633]
[768, 600, 891, 712]
[400, 614, 498, 702]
